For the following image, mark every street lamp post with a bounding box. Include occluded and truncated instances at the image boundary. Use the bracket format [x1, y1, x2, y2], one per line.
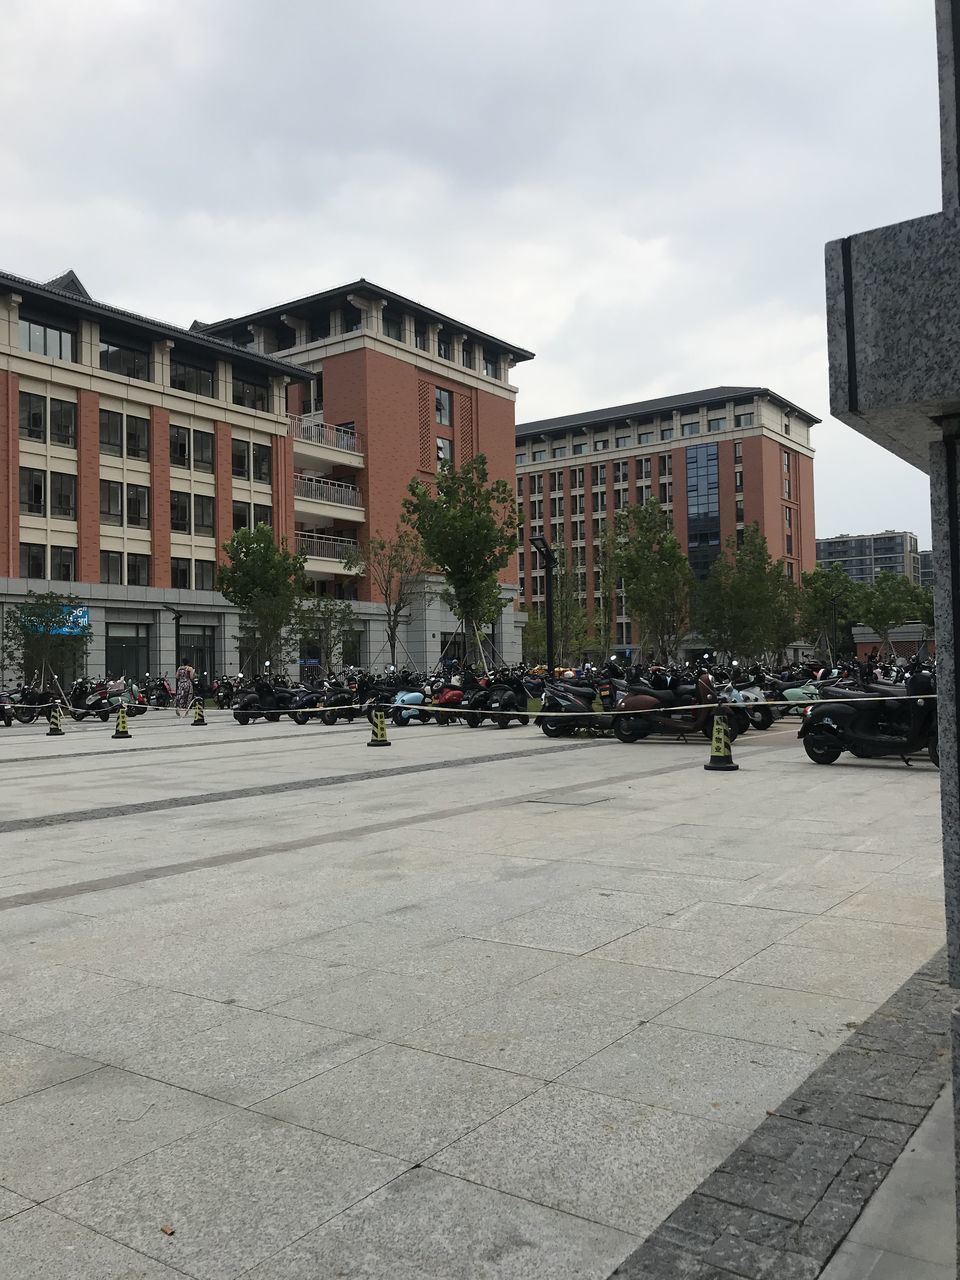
[530, 534, 557, 677]
[162, 605, 183, 667]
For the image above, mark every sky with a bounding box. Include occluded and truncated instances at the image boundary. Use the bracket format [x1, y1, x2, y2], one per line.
[1, 0, 940, 543]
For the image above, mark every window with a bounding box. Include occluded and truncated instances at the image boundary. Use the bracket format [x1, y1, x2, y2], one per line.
[19, 317, 75, 361]
[19, 543, 45, 578]
[193, 430, 213, 473]
[660, 427, 674, 441]
[171, 557, 191, 589]
[734, 440, 743, 461]
[641, 457, 653, 479]
[660, 454, 672, 476]
[127, 553, 150, 587]
[194, 559, 216, 591]
[638, 431, 654, 444]
[100, 479, 123, 525]
[435, 437, 453, 466]
[232, 501, 251, 532]
[170, 359, 215, 397]
[437, 333, 451, 360]
[786, 561, 795, 581]
[571, 468, 584, 488]
[461, 343, 474, 369]
[594, 439, 609, 451]
[436, 387, 451, 425]
[415, 321, 428, 351]
[551, 445, 567, 458]
[659, 480, 673, 504]
[530, 475, 544, 494]
[615, 434, 631, 449]
[50, 399, 76, 447]
[784, 421, 791, 436]
[50, 472, 76, 519]
[681, 422, 700, 437]
[782, 449, 791, 472]
[19, 393, 45, 441]
[233, 377, 269, 411]
[550, 495, 564, 518]
[170, 425, 190, 469]
[550, 470, 564, 488]
[735, 412, 754, 428]
[592, 517, 607, 538]
[171, 490, 191, 533]
[100, 551, 123, 584]
[786, 533, 794, 555]
[591, 465, 606, 485]
[232, 439, 250, 479]
[735, 469, 743, 492]
[126, 416, 149, 460]
[572, 441, 587, 455]
[592, 490, 606, 513]
[194, 494, 215, 537]
[252, 443, 272, 483]
[736, 500, 745, 522]
[382, 310, 403, 341]
[483, 348, 499, 378]
[106, 621, 150, 675]
[532, 448, 546, 462]
[126, 484, 150, 528]
[100, 339, 150, 380]
[784, 507, 792, 529]
[253, 503, 273, 527]
[99, 410, 123, 456]
[708, 418, 725, 433]
[515, 451, 526, 465]
[613, 460, 629, 483]
[19, 467, 44, 514]
[50, 546, 76, 581]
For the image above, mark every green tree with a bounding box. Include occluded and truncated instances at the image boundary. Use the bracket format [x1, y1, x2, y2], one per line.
[217, 525, 307, 670]
[403, 454, 519, 658]
[554, 547, 590, 667]
[857, 570, 920, 656]
[912, 582, 935, 638]
[615, 501, 693, 662]
[297, 595, 357, 672]
[0, 591, 92, 686]
[342, 525, 429, 666]
[590, 522, 619, 656]
[696, 525, 797, 662]
[798, 563, 863, 660]
[521, 606, 546, 665]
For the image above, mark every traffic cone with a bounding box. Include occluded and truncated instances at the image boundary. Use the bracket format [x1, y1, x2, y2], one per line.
[367, 708, 392, 747]
[191, 697, 207, 726]
[704, 713, 738, 772]
[47, 702, 65, 737]
[111, 703, 131, 740]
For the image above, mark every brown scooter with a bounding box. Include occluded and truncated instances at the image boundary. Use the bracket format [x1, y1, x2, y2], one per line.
[613, 669, 737, 743]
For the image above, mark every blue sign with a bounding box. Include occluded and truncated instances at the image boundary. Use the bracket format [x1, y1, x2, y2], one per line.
[51, 606, 90, 635]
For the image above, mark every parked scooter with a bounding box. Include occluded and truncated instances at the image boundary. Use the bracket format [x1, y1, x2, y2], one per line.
[613, 669, 736, 743]
[536, 668, 618, 737]
[233, 678, 300, 724]
[798, 665, 938, 767]
[66, 677, 112, 722]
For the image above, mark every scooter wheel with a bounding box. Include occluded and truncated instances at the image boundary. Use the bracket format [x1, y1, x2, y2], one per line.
[517, 714, 530, 726]
[803, 736, 842, 765]
[98, 710, 111, 722]
[463, 711, 481, 728]
[264, 712, 281, 723]
[234, 712, 250, 725]
[614, 717, 640, 743]
[540, 718, 565, 738]
[292, 711, 309, 726]
[321, 710, 337, 726]
[747, 705, 773, 730]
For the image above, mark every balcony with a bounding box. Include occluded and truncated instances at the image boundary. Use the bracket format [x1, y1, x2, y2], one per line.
[293, 473, 365, 523]
[289, 413, 364, 467]
[295, 532, 362, 575]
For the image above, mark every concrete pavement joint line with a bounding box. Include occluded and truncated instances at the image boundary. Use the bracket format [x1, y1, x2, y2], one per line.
[0, 748, 773, 912]
[606, 948, 953, 1280]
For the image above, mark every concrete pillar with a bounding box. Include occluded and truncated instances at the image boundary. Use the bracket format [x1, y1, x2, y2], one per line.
[152, 338, 174, 388]
[216, 360, 231, 405]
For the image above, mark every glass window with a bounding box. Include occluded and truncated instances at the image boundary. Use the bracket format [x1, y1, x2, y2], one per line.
[171, 557, 192, 589]
[252, 442, 272, 484]
[784, 507, 793, 528]
[19, 392, 46, 441]
[660, 454, 672, 476]
[734, 440, 743, 461]
[19, 543, 45, 578]
[253, 503, 272, 527]
[436, 387, 451, 425]
[126, 554, 150, 587]
[415, 321, 428, 351]
[660, 427, 674, 441]
[170, 360, 215, 397]
[232, 439, 250, 478]
[615, 435, 631, 448]
[19, 317, 76, 361]
[437, 334, 451, 360]
[483, 349, 499, 378]
[100, 550, 123, 584]
[50, 546, 76, 581]
[50, 472, 76, 519]
[232, 377, 269, 411]
[572, 441, 587, 455]
[638, 431, 654, 444]
[50, 399, 76, 447]
[551, 446, 567, 458]
[613, 460, 629, 483]
[461, 343, 474, 369]
[170, 425, 190, 469]
[437, 437, 453, 465]
[170, 490, 191, 533]
[126, 416, 149, 460]
[591, 465, 606, 485]
[19, 467, 45, 514]
[383, 310, 403, 341]
[594, 439, 608, 451]
[193, 430, 214, 473]
[105, 621, 150, 676]
[99, 340, 150, 380]
[532, 448, 546, 462]
[735, 412, 754, 428]
[126, 484, 150, 528]
[194, 494, 215, 537]
[99, 410, 123, 456]
[515, 452, 526, 465]
[708, 417, 725, 433]
[194, 559, 216, 591]
[100, 479, 123, 525]
[735, 469, 743, 492]
[232, 501, 250, 532]
[681, 422, 701, 437]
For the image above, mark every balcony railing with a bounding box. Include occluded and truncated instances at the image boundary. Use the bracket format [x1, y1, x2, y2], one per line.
[293, 474, 363, 508]
[289, 413, 364, 456]
[295, 532, 360, 562]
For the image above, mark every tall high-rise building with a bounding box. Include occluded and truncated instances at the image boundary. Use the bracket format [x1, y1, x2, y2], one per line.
[516, 386, 818, 650]
[816, 531, 921, 584]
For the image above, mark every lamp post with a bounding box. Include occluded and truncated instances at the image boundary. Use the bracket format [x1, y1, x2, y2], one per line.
[162, 605, 183, 667]
[530, 534, 557, 677]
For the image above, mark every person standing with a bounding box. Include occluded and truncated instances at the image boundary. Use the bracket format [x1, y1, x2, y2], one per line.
[174, 658, 195, 718]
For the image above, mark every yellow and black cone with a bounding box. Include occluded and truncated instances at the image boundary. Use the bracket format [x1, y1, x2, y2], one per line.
[704, 713, 738, 772]
[111, 703, 131, 740]
[192, 697, 207, 726]
[47, 702, 65, 737]
[367, 708, 392, 747]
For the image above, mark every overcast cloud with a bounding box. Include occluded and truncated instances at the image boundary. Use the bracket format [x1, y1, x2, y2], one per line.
[2, 0, 939, 542]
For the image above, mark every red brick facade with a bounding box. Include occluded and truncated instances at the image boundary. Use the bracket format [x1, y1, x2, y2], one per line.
[76, 389, 101, 585]
[214, 421, 234, 565]
[0, 371, 19, 577]
[149, 406, 171, 587]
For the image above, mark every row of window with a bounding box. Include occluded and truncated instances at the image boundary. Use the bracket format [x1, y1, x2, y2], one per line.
[19, 543, 150, 586]
[517, 414, 755, 464]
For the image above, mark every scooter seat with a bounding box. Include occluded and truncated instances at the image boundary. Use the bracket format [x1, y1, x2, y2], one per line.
[557, 682, 597, 698]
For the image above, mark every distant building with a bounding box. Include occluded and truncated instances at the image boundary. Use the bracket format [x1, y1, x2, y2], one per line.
[816, 530, 921, 585]
[920, 549, 934, 587]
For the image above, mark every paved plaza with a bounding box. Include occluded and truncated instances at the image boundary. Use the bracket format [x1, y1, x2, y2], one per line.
[0, 711, 945, 1278]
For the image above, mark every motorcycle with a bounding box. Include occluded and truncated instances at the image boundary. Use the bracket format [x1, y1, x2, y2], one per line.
[66, 677, 113, 722]
[475, 668, 530, 729]
[798, 666, 938, 767]
[0, 690, 11, 727]
[391, 684, 435, 726]
[142, 672, 172, 709]
[536, 669, 617, 737]
[7, 682, 57, 725]
[233, 678, 300, 724]
[613, 669, 737, 743]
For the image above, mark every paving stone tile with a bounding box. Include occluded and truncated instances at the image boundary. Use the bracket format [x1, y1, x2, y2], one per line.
[726, 945, 922, 1003]
[0, 964, 139, 1031]
[0, 1187, 32, 1220]
[0, 1031, 99, 1104]
[820, 1241, 954, 1279]
[256, 1042, 541, 1161]
[384, 935, 569, 986]
[828, 889, 946, 930]
[269, 969, 473, 1039]
[655, 980, 874, 1054]
[0, 1207, 184, 1278]
[659, 902, 812, 946]
[561, 1023, 819, 1127]
[428, 1082, 745, 1235]
[48, 1109, 405, 1280]
[151, 952, 366, 1009]
[513, 957, 709, 1020]
[705, 1232, 819, 1279]
[240, 1166, 637, 1280]
[0, 1066, 234, 1200]
[592, 927, 766, 977]
[467, 901, 648, 954]
[785, 916, 944, 963]
[279, 919, 454, 967]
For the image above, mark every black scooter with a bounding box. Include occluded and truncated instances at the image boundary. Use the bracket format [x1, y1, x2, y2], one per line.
[798, 667, 938, 767]
[233, 679, 299, 725]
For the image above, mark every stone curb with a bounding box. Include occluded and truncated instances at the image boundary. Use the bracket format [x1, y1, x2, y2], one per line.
[608, 949, 952, 1280]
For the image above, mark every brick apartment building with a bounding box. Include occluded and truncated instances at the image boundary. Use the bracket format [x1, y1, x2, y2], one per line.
[0, 268, 532, 681]
[516, 386, 818, 652]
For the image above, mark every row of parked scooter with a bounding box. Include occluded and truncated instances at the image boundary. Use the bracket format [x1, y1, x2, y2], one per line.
[0, 676, 151, 726]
